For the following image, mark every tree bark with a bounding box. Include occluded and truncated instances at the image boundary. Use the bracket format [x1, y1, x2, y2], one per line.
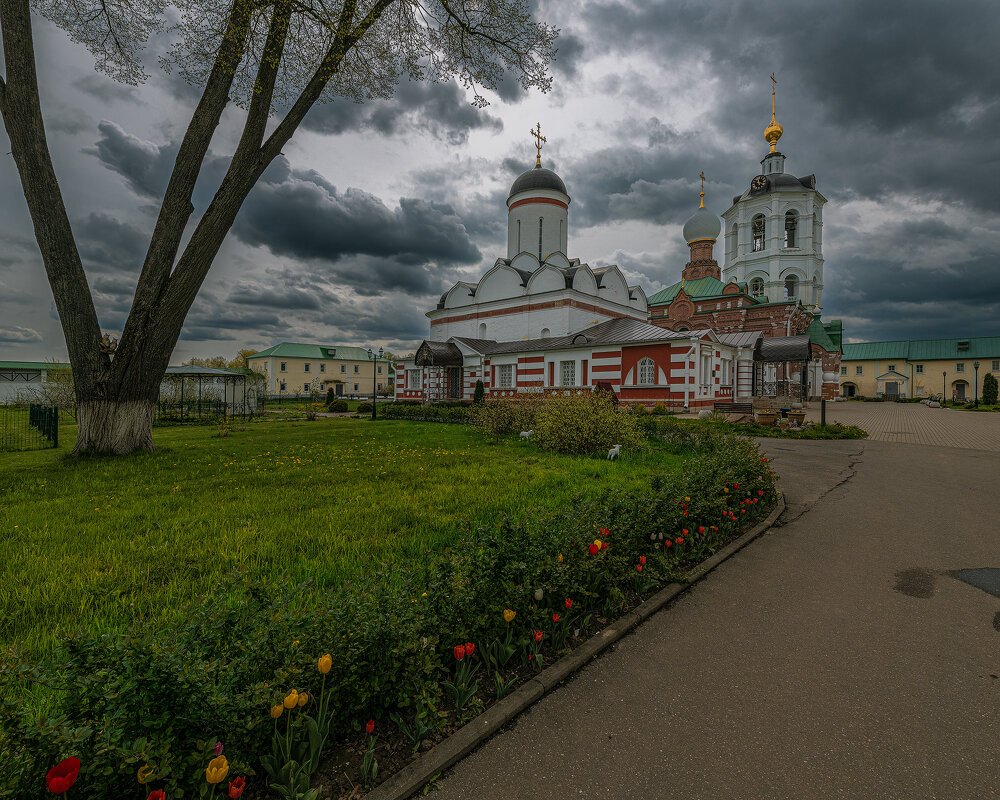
[74, 400, 155, 455]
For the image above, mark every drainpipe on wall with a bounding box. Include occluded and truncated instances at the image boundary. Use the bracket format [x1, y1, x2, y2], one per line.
[684, 342, 696, 410]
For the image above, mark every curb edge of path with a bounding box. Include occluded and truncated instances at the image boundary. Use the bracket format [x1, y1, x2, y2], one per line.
[366, 496, 786, 800]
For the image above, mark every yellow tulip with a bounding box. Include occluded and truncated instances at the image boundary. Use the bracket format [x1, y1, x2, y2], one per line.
[557, 554, 563, 563]
[205, 755, 229, 784]
[283, 690, 299, 709]
[593, 539, 602, 548]
[270, 704, 283, 719]
[318, 654, 332, 674]
[137, 764, 153, 785]
[503, 609, 516, 623]
[684, 496, 691, 502]
[298, 692, 309, 707]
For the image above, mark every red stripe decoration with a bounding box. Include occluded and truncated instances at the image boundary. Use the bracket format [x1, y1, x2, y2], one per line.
[508, 197, 568, 211]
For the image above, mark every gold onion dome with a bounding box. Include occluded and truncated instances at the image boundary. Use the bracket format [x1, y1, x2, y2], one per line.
[764, 74, 783, 152]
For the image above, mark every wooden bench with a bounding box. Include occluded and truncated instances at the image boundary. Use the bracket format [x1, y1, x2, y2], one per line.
[713, 402, 753, 414]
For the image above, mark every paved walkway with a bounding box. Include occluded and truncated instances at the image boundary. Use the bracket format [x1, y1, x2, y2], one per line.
[807, 401, 1000, 451]
[429, 426, 1000, 799]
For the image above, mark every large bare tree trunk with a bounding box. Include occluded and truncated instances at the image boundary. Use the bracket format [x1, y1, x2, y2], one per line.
[75, 400, 156, 454]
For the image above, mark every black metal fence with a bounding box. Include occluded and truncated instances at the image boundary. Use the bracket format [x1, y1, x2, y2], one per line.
[155, 399, 250, 424]
[1, 404, 59, 451]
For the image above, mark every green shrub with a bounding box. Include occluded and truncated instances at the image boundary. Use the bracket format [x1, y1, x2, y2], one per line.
[378, 403, 472, 423]
[473, 380, 485, 405]
[983, 373, 998, 405]
[469, 397, 541, 437]
[325, 388, 336, 404]
[533, 392, 643, 455]
[327, 399, 349, 412]
[357, 403, 373, 413]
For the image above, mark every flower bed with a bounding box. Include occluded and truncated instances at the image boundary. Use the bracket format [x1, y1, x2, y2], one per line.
[1, 435, 778, 799]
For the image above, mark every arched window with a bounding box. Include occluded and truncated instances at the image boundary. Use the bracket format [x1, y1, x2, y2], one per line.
[516, 219, 521, 252]
[538, 217, 543, 260]
[784, 210, 798, 248]
[752, 215, 765, 252]
[750, 277, 765, 297]
[540, 327, 550, 338]
[784, 275, 799, 299]
[479, 322, 487, 338]
[638, 357, 655, 385]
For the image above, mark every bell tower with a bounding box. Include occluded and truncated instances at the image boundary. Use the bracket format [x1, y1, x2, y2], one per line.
[721, 75, 826, 311]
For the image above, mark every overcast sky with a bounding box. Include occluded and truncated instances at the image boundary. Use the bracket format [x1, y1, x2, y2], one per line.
[2, 0, 999, 361]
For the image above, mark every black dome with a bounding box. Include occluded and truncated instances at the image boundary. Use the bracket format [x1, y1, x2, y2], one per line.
[508, 165, 568, 199]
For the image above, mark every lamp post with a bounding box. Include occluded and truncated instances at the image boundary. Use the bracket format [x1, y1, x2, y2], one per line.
[367, 346, 383, 420]
[974, 361, 981, 406]
[942, 371, 946, 404]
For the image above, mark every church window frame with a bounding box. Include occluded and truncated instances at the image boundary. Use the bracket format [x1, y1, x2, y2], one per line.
[340, 364, 346, 373]
[888, 364, 897, 373]
[915, 364, 924, 374]
[637, 357, 656, 385]
[303, 382, 310, 392]
[784, 275, 799, 299]
[407, 368, 421, 388]
[784, 210, 798, 248]
[955, 362, 965, 373]
[541, 327, 551, 338]
[840, 366, 847, 376]
[992, 360, 1000, 371]
[280, 361, 287, 372]
[560, 360, 576, 387]
[304, 362, 311, 373]
[479, 322, 487, 338]
[320, 363, 326, 373]
[750, 277, 765, 297]
[752, 215, 766, 252]
[498, 364, 513, 388]
[855, 366, 863, 376]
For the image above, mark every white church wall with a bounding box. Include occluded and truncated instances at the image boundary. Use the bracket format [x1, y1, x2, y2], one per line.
[507, 189, 569, 259]
[526, 265, 565, 293]
[571, 267, 599, 295]
[443, 283, 477, 308]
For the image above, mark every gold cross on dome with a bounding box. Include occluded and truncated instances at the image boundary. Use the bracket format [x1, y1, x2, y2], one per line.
[530, 122, 546, 166]
[699, 171, 706, 208]
[770, 72, 777, 90]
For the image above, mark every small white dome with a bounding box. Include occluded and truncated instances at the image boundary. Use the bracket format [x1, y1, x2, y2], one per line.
[682, 207, 721, 243]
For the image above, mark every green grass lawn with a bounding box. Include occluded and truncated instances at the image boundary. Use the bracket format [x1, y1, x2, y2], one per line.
[0, 417, 682, 654]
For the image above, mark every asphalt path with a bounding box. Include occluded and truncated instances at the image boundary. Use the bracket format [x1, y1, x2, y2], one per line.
[428, 435, 1000, 800]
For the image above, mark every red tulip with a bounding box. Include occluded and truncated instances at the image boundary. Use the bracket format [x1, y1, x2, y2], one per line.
[734, 484, 740, 489]
[698, 527, 705, 534]
[682, 529, 688, 535]
[588, 544, 599, 555]
[148, 791, 167, 800]
[639, 556, 646, 565]
[45, 757, 80, 794]
[464, 642, 475, 656]
[683, 511, 688, 516]
[675, 537, 684, 544]
[366, 719, 375, 734]
[601, 541, 609, 550]
[533, 630, 543, 642]
[665, 540, 673, 547]
[636, 564, 643, 572]
[758, 490, 764, 496]
[552, 613, 560, 622]
[565, 597, 573, 609]
[228, 776, 246, 799]
[454, 644, 466, 661]
[741, 509, 747, 514]
[681, 504, 687, 510]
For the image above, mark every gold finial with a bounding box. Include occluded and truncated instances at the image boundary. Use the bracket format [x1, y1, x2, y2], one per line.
[530, 122, 546, 167]
[699, 171, 706, 209]
[765, 73, 783, 153]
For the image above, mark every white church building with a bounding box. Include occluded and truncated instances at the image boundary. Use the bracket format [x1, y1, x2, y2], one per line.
[393, 134, 765, 409]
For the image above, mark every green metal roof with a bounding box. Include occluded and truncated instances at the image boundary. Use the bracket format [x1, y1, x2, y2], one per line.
[0, 361, 69, 370]
[248, 342, 391, 362]
[824, 320, 843, 350]
[647, 277, 750, 305]
[842, 336, 1000, 362]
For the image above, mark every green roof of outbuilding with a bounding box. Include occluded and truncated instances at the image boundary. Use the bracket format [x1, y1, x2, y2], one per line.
[0, 361, 69, 370]
[841, 336, 1000, 362]
[647, 277, 750, 305]
[248, 342, 390, 361]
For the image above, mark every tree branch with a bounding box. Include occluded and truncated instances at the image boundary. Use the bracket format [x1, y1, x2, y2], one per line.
[234, 0, 292, 156]
[113, 0, 254, 392]
[0, 0, 104, 396]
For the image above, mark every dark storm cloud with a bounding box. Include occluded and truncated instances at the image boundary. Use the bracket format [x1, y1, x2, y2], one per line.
[233, 168, 481, 268]
[229, 284, 326, 311]
[86, 121, 178, 198]
[302, 80, 503, 145]
[580, 0, 1000, 213]
[76, 213, 150, 273]
[72, 75, 142, 105]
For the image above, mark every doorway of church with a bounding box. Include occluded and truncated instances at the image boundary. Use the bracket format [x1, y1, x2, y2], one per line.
[448, 368, 463, 399]
[885, 381, 899, 399]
